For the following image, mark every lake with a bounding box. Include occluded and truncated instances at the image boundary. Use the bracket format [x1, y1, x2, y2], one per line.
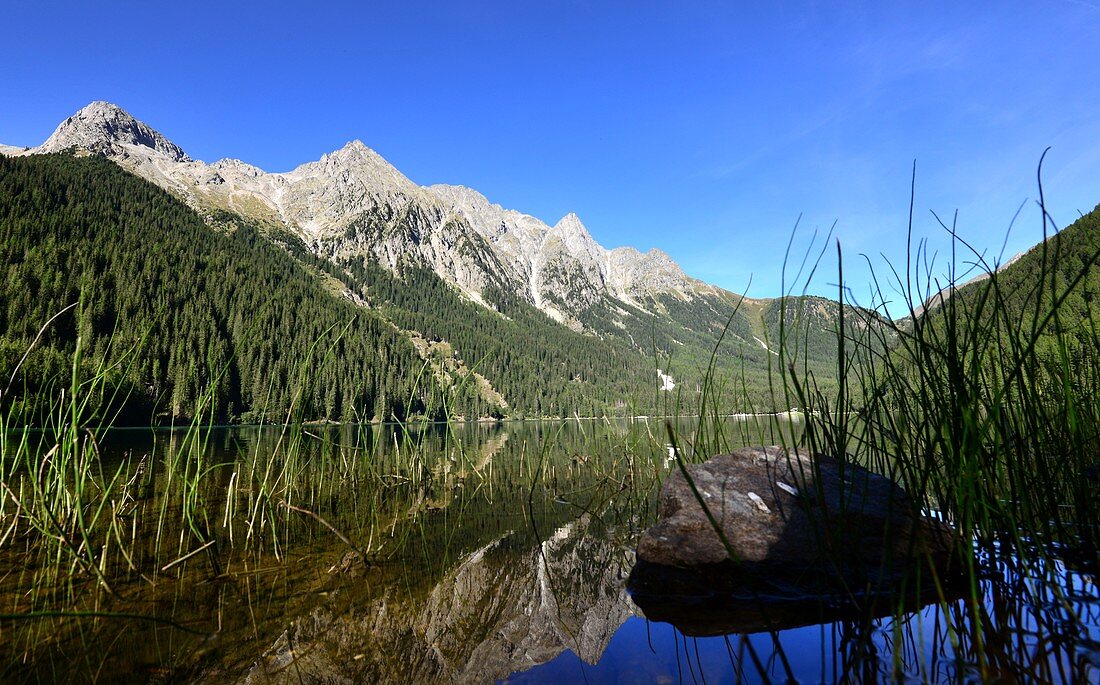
[1, 418, 1098, 683]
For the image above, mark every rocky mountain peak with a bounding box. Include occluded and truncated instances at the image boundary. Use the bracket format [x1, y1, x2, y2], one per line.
[334, 139, 370, 157]
[324, 139, 391, 168]
[550, 212, 604, 266]
[40, 101, 191, 162]
[645, 247, 678, 266]
[430, 184, 496, 213]
[211, 158, 265, 177]
[553, 212, 587, 235]
[10, 102, 733, 332]
[292, 139, 418, 196]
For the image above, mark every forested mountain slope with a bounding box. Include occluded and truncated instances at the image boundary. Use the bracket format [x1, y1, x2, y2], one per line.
[0, 154, 463, 422]
[0, 154, 764, 422]
[936, 203, 1100, 367]
[0, 103, 898, 423]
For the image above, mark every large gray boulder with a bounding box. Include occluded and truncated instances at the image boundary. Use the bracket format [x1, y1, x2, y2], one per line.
[633, 446, 954, 590]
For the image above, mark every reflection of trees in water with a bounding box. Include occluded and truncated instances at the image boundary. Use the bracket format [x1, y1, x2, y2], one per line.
[11, 420, 1093, 682]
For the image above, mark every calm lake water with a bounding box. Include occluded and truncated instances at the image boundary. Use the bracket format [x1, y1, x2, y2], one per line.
[2, 418, 1098, 683]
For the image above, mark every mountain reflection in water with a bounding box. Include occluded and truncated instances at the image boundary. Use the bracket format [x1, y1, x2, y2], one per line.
[2, 420, 1098, 683]
[224, 517, 1100, 684]
[230, 515, 638, 684]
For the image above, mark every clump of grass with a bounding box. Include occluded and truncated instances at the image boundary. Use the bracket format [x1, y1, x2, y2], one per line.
[0, 304, 143, 595]
[782, 166, 1100, 679]
[656, 162, 1100, 681]
[807, 166, 1100, 565]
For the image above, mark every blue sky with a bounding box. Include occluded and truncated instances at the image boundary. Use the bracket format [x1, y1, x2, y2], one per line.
[4, 1, 1099, 304]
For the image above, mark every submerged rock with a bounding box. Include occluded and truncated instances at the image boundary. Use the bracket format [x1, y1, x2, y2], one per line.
[328, 549, 368, 577]
[630, 446, 956, 605]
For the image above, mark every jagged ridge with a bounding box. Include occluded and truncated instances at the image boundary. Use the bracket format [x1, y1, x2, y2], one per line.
[7, 102, 725, 333]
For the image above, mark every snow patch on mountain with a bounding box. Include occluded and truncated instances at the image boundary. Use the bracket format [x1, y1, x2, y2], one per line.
[657, 369, 676, 391]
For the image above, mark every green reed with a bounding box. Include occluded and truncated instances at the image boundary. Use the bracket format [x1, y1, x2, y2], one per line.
[0, 314, 668, 586]
[792, 177, 1099, 680]
[656, 165, 1100, 681]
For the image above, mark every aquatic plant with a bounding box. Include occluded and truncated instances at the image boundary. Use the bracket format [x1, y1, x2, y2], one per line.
[666, 160, 1100, 681]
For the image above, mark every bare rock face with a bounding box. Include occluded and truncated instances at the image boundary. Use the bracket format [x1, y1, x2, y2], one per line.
[12, 101, 733, 335]
[430, 182, 717, 327]
[39, 101, 191, 162]
[634, 446, 953, 583]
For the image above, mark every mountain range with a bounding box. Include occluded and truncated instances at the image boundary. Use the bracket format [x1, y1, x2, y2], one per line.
[0, 102, 876, 422]
[19, 102, 731, 329]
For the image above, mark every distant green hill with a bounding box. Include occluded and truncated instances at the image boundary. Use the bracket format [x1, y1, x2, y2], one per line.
[917, 204, 1100, 377]
[980, 205, 1100, 361]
